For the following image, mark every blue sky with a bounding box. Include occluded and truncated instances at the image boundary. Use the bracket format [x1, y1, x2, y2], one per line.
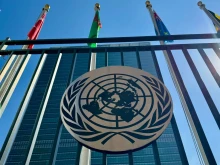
[0, 0, 220, 164]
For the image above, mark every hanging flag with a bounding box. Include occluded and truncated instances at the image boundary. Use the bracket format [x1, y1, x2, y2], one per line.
[27, 12, 47, 49]
[153, 10, 173, 43]
[0, 5, 49, 118]
[208, 10, 220, 32]
[88, 10, 102, 48]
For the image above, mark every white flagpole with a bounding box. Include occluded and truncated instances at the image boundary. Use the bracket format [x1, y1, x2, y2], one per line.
[197, 1, 220, 29]
[79, 3, 100, 165]
[145, 1, 208, 164]
[0, 53, 48, 165]
[0, 37, 12, 83]
[0, 5, 49, 118]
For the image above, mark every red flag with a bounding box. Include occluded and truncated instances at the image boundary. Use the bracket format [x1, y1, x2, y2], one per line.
[27, 13, 46, 49]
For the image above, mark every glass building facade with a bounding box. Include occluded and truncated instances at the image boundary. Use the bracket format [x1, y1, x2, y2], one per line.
[1, 42, 188, 165]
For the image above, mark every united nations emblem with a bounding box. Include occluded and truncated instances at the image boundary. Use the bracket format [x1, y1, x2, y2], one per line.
[60, 66, 173, 153]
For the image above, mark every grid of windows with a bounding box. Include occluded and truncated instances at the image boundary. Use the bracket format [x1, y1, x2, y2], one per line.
[136, 51, 183, 165]
[157, 124, 182, 165]
[107, 154, 129, 164]
[121, 51, 156, 165]
[96, 52, 106, 69]
[104, 51, 130, 165]
[133, 146, 155, 165]
[92, 50, 183, 165]
[55, 128, 78, 165]
[4, 44, 187, 165]
[30, 53, 75, 164]
[108, 52, 122, 66]
[139, 51, 158, 77]
[91, 151, 103, 165]
[55, 53, 91, 164]
[71, 53, 90, 81]
[123, 51, 138, 68]
[6, 54, 59, 165]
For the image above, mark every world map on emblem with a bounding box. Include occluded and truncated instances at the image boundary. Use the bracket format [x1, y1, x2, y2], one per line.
[60, 66, 173, 153]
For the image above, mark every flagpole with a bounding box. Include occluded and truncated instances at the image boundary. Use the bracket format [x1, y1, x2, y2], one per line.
[0, 4, 49, 117]
[79, 3, 100, 165]
[0, 54, 48, 165]
[78, 53, 96, 165]
[145, 1, 209, 164]
[197, 1, 220, 29]
[0, 37, 12, 83]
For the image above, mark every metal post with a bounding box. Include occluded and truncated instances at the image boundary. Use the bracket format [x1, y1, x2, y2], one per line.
[128, 152, 134, 165]
[0, 52, 47, 164]
[79, 52, 96, 165]
[152, 141, 161, 165]
[166, 49, 216, 165]
[51, 51, 77, 165]
[76, 143, 83, 165]
[0, 37, 10, 51]
[145, 1, 214, 164]
[79, 3, 100, 165]
[182, 47, 220, 129]
[0, 37, 14, 83]
[197, 1, 220, 29]
[0, 54, 17, 84]
[25, 52, 62, 165]
[102, 153, 107, 165]
[197, 48, 220, 87]
[151, 49, 189, 164]
[0, 53, 29, 117]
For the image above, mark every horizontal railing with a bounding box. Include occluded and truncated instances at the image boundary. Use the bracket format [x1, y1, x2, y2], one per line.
[0, 43, 220, 55]
[0, 33, 220, 46]
[1, 33, 220, 164]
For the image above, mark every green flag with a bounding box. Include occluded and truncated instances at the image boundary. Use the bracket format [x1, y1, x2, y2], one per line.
[88, 11, 102, 48]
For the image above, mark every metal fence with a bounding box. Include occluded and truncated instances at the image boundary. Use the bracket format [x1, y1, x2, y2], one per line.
[0, 33, 220, 165]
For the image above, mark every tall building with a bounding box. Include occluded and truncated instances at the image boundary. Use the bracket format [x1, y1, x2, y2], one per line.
[0, 42, 188, 165]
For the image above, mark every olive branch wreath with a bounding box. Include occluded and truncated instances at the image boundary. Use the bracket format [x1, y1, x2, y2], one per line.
[61, 76, 172, 145]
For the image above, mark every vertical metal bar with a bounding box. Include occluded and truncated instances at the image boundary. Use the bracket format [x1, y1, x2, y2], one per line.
[151, 49, 189, 165]
[198, 48, 220, 87]
[128, 152, 134, 165]
[0, 55, 25, 98]
[0, 38, 14, 84]
[0, 51, 47, 164]
[88, 49, 92, 71]
[102, 153, 107, 165]
[0, 37, 10, 52]
[212, 46, 220, 59]
[170, 117, 189, 165]
[105, 48, 108, 67]
[152, 141, 161, 165]
[166, 49, 217, 165]
[51, 120, 63, 165]
[25, 51, 62, 165]
[75, 143, 83, 165]
[0, 51, 30, 117]
[121, 49, 124, 66]
[151, 50, 166, 165]
[69, 50, 77, 83]
[147, 4, 203, 163]
[0, 51, 15, 83]
[151, 50, 163, 80]
[143, 50, 163, 165]
[50, 51, 77, 164]
[70, 49, 78, 83]
[136, 48, 142, 69]
[80, 50, 95, 165]
[182, 47, 220, 129]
